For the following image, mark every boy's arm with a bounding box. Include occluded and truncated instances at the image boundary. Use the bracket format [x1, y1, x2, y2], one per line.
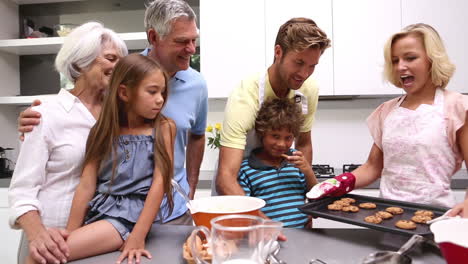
[283, 150, 317, 190]
[66, 160, 98, 231]
[116, 120, 176, 264]
[302, 164, 317, 190]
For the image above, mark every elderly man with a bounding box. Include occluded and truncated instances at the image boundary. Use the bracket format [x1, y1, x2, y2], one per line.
[216, 18, 330, 198]
[18, 0, 207, 226]
[141, 0, 207, 224]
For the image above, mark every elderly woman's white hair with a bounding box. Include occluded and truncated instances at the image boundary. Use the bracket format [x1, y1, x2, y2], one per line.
[55, 22, 128, 83]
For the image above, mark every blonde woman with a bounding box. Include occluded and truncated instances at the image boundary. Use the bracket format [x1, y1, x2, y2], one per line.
[309, 23, 468, 208]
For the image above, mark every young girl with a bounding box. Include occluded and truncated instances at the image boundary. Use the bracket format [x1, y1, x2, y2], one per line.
[308, 23, 468, 208]
[238, 98, 317, 228]
[29, 54, 176, 264]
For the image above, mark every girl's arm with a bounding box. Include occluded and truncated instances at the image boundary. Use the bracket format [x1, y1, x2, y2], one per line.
[66, 159, 98, 231]
[116, 120, 176, 264]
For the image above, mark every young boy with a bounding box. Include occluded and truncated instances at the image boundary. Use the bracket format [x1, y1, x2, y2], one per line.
[237, 98, 318, 228]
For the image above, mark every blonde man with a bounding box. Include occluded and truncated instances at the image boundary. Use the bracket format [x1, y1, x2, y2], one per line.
[216, 18, 330, 203]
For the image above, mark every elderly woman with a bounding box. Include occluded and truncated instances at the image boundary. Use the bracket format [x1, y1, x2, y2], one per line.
[8, 22, 127, 264]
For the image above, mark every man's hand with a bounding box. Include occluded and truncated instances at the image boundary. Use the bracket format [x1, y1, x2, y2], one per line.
[18, 99, 42, 141]
[28, 227, 69, 264]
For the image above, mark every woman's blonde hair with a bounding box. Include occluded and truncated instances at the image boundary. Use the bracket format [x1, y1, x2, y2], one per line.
[383, 23, 455, 89]
[84, 53, 174, 214]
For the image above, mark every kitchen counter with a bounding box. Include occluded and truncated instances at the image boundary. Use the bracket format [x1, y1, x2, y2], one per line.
[1, 169, 467, 189]
[70, 225, 445, 264]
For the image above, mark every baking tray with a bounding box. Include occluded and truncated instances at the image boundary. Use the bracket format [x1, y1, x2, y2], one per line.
[299, 194, 449, 236]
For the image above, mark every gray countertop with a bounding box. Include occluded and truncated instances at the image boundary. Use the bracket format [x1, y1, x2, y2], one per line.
[69, 225, 445, 264]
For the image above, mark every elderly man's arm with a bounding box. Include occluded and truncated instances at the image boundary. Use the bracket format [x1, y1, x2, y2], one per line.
[216, 146, 246, 195]
[17, 100, 42, 141]
[186, 132, 205, 199]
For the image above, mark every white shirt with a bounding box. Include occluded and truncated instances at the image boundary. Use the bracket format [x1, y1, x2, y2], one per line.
[8, 89, 96, 229]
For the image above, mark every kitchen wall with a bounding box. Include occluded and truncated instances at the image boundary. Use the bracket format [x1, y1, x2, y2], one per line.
[4, 0, 466, 174]
[201, 96, 391, 172]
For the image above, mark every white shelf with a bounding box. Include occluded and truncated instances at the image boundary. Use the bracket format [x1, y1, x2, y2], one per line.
[0, 32, 148, 55]
[11, 0, 85, 5]
[0, 94, 56, 105]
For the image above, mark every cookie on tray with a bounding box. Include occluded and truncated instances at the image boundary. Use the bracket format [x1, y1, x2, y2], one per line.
[395, 220, 417, 230]
[328, 203, 343, 210]
[333, 200, 351, 206]
[375, 211, 393, 220]
[342, 205, 359, 213]
[385, 207, 404, 215]
[411, 215, 432, 224]
[364, 215, 383, 224]
[414, 210, 434, 218]
[359, 202, 377, 209]
[340, 197, 356, 204]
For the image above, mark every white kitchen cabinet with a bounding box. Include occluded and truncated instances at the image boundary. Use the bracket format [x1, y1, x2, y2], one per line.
[402, 0, 468, 94]
[264, 0, 334, 96]
[199, 0, 265, 98]
[333, 0, 402, 96]
[0, 188, 22, 263]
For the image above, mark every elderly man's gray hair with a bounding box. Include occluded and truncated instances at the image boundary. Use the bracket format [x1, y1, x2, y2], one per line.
[144, 0, 196, 39]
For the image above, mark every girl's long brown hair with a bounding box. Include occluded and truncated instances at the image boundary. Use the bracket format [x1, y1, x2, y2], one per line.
[83, 53, 174, 214]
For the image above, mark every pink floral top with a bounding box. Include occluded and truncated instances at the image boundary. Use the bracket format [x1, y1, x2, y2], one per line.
[367, 88, 468, 207]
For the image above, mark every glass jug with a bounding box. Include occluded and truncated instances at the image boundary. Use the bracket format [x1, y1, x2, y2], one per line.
[189, 214, 283, 264]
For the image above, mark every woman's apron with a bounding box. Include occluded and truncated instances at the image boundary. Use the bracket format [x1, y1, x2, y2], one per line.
[380, 88, 456, 208]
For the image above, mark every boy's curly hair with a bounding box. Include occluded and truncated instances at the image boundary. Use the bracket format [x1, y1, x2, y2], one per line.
[255, 98, 304, 138]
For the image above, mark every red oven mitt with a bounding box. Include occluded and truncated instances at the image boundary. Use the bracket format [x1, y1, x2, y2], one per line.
[306, 173, 356, 199]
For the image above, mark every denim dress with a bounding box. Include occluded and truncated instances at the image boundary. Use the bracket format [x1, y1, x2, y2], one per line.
[85, 132, 169, 226]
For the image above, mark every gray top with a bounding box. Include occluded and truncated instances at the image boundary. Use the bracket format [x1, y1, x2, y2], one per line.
[69, 225, 445, 264]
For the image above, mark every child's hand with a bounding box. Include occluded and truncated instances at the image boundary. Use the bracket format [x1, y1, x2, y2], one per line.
[282, 150, 310, 172]
[116, 233, 152, 264]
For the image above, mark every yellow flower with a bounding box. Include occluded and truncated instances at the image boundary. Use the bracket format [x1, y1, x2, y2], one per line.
[206, 123, 221, 149]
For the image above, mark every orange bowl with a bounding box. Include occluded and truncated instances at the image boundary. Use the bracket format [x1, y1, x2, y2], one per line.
[190, 195, 265, 229]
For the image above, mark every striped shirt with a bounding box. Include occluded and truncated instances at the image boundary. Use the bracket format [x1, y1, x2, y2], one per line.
[237, 148, 308, 228]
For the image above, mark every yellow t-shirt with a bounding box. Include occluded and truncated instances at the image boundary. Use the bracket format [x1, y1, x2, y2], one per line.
[220, 72, 319, 150]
